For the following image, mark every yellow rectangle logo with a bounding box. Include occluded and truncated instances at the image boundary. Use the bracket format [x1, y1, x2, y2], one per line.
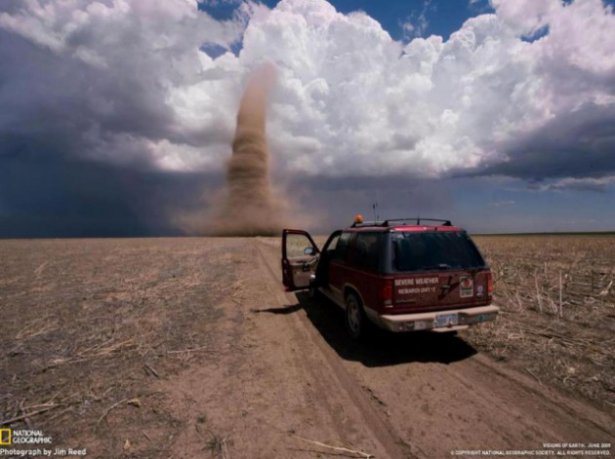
[0, 428, 12, 445]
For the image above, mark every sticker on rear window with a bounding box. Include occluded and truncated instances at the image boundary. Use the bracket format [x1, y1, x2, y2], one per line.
[460, 276, 474, 298]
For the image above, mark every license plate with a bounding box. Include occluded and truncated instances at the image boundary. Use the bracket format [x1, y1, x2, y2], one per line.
[434, 312, 458, 328]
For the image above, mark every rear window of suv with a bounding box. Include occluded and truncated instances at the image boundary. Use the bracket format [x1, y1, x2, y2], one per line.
[391, 231, 486, 272]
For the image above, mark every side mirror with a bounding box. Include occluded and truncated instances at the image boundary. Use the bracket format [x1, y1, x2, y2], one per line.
[304, 246, 316, 256]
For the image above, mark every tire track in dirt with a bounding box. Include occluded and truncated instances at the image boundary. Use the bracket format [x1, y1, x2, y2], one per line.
[464, 353, 614, 437]
[159, 238, 409, 458]
[254, 238, 415, 458]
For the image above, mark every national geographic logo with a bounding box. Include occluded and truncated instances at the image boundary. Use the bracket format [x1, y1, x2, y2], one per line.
[8, 429, 52, 445]
[0, 429, 11, 446]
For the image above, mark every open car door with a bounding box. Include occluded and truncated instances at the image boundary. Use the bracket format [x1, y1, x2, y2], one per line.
[282, 229, 320, 291]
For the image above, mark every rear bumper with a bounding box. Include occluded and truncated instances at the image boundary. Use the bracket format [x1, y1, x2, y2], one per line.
[372, 304, 500, 333]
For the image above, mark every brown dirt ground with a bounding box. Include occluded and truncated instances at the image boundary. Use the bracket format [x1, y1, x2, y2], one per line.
[1, 236, 613, 458]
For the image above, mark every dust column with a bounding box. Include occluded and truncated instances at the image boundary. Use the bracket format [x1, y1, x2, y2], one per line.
[209, 64, 283, 236]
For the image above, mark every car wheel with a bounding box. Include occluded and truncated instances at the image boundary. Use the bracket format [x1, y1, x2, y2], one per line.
[345, 293, 367, 340]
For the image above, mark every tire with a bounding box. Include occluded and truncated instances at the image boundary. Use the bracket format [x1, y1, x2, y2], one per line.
[345, 292, 369, 340]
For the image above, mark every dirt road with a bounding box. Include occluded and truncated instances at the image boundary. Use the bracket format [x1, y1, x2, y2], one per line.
[162, 238, 613, 458]
[1, 237, 613, 458]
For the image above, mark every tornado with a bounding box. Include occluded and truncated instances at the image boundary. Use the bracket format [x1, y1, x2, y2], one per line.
[208, 64, 283, 236]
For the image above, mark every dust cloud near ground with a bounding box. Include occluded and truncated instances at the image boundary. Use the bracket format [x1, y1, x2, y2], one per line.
[205, 64, 286, 236]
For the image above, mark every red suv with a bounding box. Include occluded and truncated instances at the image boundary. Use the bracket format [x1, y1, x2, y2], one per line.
[282, 218, 499, 340]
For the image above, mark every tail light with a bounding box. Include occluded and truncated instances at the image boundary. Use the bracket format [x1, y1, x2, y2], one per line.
[381, 279, 393, 307]
[486, 272, 494, 297]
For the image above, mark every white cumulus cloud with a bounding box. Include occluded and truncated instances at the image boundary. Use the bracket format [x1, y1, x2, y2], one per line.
[1, 0, 614, 180]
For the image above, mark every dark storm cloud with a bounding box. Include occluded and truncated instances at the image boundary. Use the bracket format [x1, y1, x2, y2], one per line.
[0, 27, 229, 237]
[1, 0, 614, 237]
[288, 175, 455, 232]
[0, 31, 175, 157]
[483, 103, 615, 181]
[0, 154, 222, 237]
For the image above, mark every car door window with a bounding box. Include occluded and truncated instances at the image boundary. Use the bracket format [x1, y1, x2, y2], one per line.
[323, 234, 340, 254]
[286, 233, 317, 258]
[332, 232, 352, 262]
[350, 233, 380, 271]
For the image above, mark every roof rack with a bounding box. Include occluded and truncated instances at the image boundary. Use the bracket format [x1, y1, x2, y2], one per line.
[384, 218, 452, 226]
[351, 218, 452, 228]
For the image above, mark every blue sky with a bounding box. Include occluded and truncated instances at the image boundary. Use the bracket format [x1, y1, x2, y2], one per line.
[199, 0, 615, 42]
[0, 0, 614, 236]
[200, 0, 495, 41]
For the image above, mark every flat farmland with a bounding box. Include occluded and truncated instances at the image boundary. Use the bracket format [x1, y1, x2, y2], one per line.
[469, 235, 615, 407]
[1, 235, 613, 458]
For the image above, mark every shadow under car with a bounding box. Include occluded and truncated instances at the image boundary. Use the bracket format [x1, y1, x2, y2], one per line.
[253, 291, 478, 367]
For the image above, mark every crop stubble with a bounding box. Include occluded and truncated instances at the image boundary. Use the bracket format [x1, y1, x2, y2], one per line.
[0, 235, 613, 457]
[467, 235, 615, 408]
